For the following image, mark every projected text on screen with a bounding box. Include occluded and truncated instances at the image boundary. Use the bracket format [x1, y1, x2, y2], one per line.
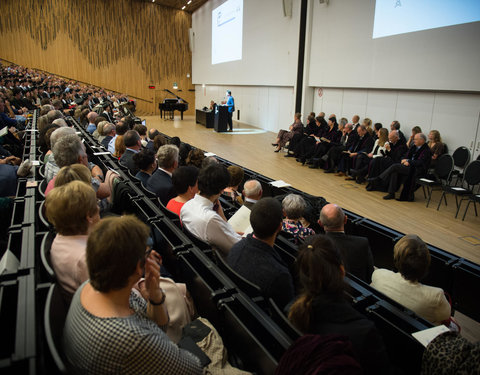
[373, 0, 480, 39]
[212, 0, 243, 65]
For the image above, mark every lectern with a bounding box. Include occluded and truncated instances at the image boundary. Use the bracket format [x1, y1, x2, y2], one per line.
[214, 105, 228, 132]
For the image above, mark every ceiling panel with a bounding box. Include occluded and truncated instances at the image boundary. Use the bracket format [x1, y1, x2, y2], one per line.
[146, 0, 209, 13]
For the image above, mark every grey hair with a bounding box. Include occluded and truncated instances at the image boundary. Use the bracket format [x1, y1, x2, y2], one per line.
[156, 144, 179, 169]
[50, 127, 76, 149]
[345, 123, 353, 131]
[243, 180, 262, 198]
[40, 105, 54, 116]
[52, 134, 84, 168]
[320, 204, 345, 230]
[418, 133, 427, 142]
[339, 117, 348, 127]
[103, 123, 115, 135]
[52, 118, 67, 127]
[282, 194, 306, 220]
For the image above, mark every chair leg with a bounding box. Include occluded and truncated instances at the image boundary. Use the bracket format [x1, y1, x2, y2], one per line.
[474, 201, 478, 217]
[462, 200, 471, 221]
[437, 191, 446, 210]
[426, 187, 433, 208]
[422, 186, 426, 199]
[454, 197, 462, 219]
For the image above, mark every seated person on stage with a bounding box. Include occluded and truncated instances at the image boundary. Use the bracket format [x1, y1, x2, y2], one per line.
[349, 127, 388, 184]
[371, 234, 452, 326]
[362, 117, 373, 136]
[166, 166, 199, 216]
[366, 130, 407, 191]
[390, 120, 406, 145]
[293, 115, 327, 161]
[272, 112, 303, 152]
[427, 130, 447, 168]
[335, 124, 374, 178]
[289, 235, 391, 375]
[63, 215, 203, 375]
[281, 194, 315, 242]
[319, 204, 374, 283]
[306, 115, 342, 168]
[407, 126, 422, 148]
[45, 181, 100, 295]
[119, 130, 142, 175]
[222, 165, 244, 205]
[285, 114, 317, 157]
[45, 134, 110, 199]
[133, 149, 157, 186]
[324, 123, 358, 173]
[368, 132, 431, 201]
[373, 122, 383, 140]
[147, 144, 179, 206]
[228, 198, 295, 309]
[242, 179, 262, 209]
[180, 164, 241, 256]
[209, 100, 217, 111]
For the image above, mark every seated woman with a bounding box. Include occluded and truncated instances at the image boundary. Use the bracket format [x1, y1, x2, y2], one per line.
[185, 148, 205, 169]
[166, 166, 199, 216]
[113, 135, 125, 159]
[363, 117, 373, 135]
[351, 127, 388, 183]
[371, 234, 451, 326]
[428, 130, 446, 168]
[63, 215, 203, 374]
[222, 165, 244, 205]
[45, 180, 100, 295]
[407, 126, 422, 148]
[133, 149, 157, 186]
[289, 235, 391, 374]
[281, 194, 315, 242]
[272, 113, 303, 152]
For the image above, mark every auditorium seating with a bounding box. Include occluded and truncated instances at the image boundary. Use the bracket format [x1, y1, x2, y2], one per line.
[2, 108, 480, 375]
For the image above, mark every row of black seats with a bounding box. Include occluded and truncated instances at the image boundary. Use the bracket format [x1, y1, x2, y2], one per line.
[70, 118, 434, 374]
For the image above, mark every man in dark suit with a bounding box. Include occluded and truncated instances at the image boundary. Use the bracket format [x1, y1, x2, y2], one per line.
[119, 130, 142, 175]
[324, 123, 358, 173]
[228, 198, 294, 309]
[371, 133, 431, 201]
[319, 204, 374, 283]
[101, 123, 116, 150]
[146, 128, 159, 152]
[146, 144, 179, 206]
[242, 179, 262, 210]
[335, 124, 374, 177]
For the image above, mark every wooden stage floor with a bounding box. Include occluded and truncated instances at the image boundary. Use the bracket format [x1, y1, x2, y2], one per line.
[145, 114, 480, 341]
[145, 115, 480, 264]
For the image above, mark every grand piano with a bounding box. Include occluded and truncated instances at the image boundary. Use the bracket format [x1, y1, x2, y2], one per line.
[158, 89, 189, 120]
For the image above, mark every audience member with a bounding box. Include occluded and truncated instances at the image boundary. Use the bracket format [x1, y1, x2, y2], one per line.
[101, 123, 116, 149]
[390, 120, 406, 144]
[288, 235, 391, 375]
[291, 116, 327, 160]
[305, 115, 341, 167]
[371, 235, 451, 325]
[45, 181, 100, 295]
[185, 148, 205, 168]
[273, 112, 303, 152]
[228, 198, 294, 309]
[147, 144, 179, 205]
[133, 149, 157, 186]
[242, 179, 262, 209]
[362, 118, 373, 135]
[166, 166, 199, 216]
[133, 124, 148, 147]
[407, 126, 422, 148]
[281, 194, 315, 242]
[324, 123, 358, 173]
[119, 130, 142, 175]
[180, 164, 241, 256]
[335, 124, 373, 177]
[153, 134, 167, 152]
[113, 135, 125, 159]
[86, 112, 98, 134]
[63, 215, 203, 374]
[146, 128, 160, 151]
[54, 164, 92, 188]
[222, 165, 244, 205]
[44, 127, 77, 182]
[427, 130, 446, 168]
[108, 120, 128, 154]
[319, 204, 374, 283]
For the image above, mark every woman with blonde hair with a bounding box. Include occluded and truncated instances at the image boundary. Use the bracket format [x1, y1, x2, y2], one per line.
[289, 235, 390, 374]
[363, 118, 373, 135]
[113, 135, 126, 159]
[428, 130, 446, 167]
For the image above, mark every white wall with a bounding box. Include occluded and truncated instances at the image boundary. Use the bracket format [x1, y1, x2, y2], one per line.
[308, 0, 480, 91]
[313, 87, 480, 158]
[195, 84, 295, 133]
[192, 0, 300, 86]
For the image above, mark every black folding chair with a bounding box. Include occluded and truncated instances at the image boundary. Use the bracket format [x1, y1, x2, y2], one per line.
[450, 146, 471, 185]
[416, 154, 454, 207]
[437, 160, 480, 218]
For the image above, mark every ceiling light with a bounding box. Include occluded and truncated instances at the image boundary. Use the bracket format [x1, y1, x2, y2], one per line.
[182, 5, 186, 9]
[187, 0, 192, 4]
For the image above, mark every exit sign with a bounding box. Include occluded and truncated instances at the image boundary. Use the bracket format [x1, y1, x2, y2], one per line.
[148, 85, 155, 89]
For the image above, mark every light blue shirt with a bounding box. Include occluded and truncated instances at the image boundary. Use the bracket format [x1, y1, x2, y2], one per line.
[86, 123, 96, 134]
[108, 134, 118, 154]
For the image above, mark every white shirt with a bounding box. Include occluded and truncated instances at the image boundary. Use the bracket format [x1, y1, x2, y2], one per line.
[180, 194, 241, 256]
[371, 268, 451, 325]
[108, 134, 117, 154]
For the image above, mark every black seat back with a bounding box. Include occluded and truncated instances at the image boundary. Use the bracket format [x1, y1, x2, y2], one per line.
[452, 146, 471, 169]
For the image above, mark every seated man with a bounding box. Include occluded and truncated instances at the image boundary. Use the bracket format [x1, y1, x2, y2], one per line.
[119, 130, 141, 175]
[100, 123, 116, 149]
[147, 144, 178, 205]
[319, 204, 374, 283]
[86, 111, 98, 134]
[370, 133, 431, 201]
[180, 164, 241, 256]
[242, 179, 262, 209]
[324, 123, 358, 173]
[228, 198, 294, 309]
[335, 124, 373, 177]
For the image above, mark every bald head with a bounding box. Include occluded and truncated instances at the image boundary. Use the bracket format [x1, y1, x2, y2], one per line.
[352, 115, 360, 124]
[319, 204, 346, 231]
[388, 130, 399, 143]
[87, 111, 98, 123]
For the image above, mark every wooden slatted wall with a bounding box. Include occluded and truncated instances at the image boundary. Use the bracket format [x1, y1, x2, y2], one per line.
[0, 0, 195, 114]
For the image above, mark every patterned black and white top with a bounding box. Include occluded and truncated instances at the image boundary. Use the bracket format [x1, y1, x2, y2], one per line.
[63, 282, 202, 375]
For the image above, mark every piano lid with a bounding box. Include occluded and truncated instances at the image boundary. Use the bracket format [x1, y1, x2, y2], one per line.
[163, 89, 189, 104]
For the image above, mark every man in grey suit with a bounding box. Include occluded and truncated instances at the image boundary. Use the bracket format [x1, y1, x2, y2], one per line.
[319, 203, 374, 283]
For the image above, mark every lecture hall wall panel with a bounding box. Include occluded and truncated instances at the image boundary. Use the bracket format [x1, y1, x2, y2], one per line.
[0, 0, 195, 114]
